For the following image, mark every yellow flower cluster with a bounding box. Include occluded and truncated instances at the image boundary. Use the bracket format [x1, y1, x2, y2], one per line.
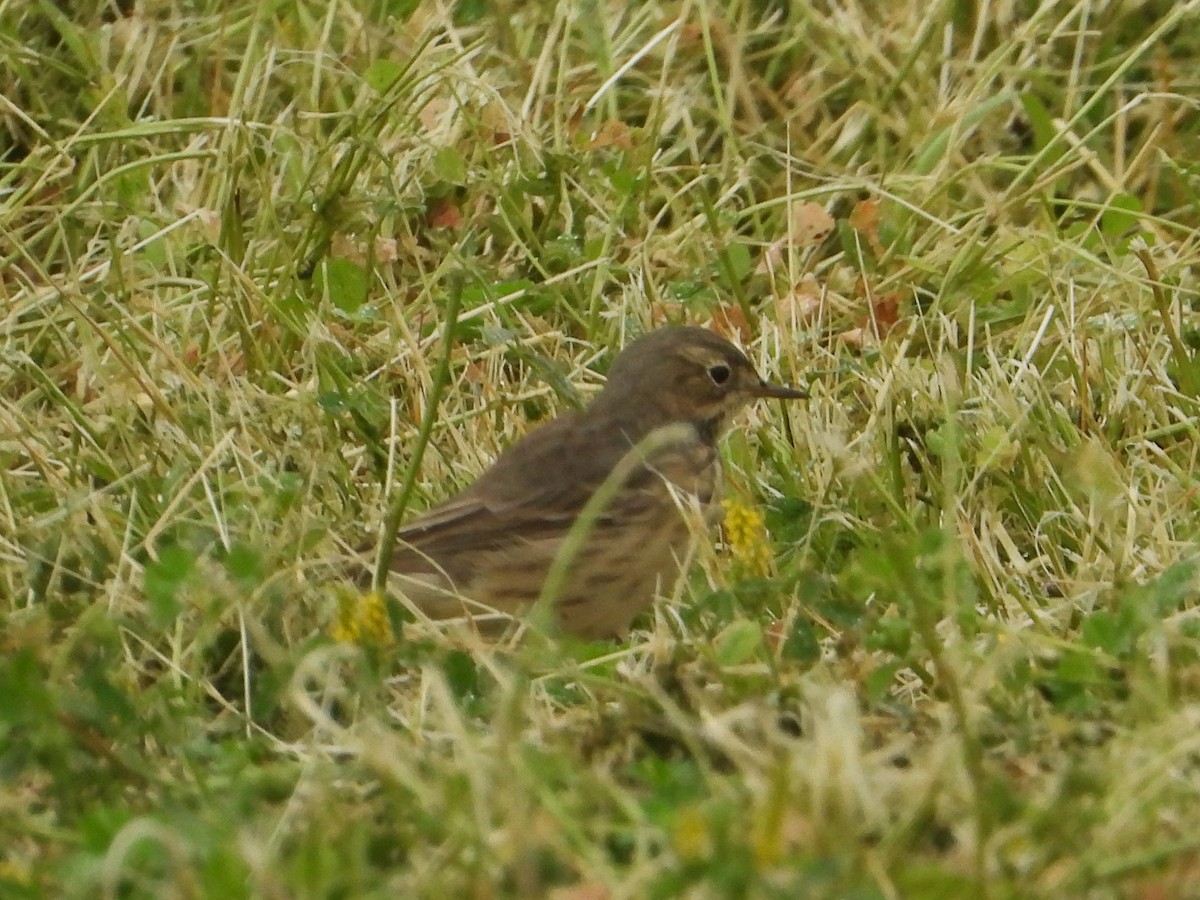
[721, 498, 772, 579]
[330, 590, 394, 646]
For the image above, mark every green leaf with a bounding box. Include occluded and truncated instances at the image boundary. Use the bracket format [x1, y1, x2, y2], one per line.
[629, 756, 707, 824]
[454, 0, 488, 25]
[224, 543, 263, 586]
[81, 666, 139, 727]
[714, 620, 763, 666]
[262, 471, 304, 515]
[912, 90, 1016, 174]
[0, 649, 52, 727]
[1018, 92, 1058, 151]
[606, 165, 641, 195]
[363, 59, 404, 94]
[865, 615, 913, 656]
[316, 391, 351, 414]
[1080, 610, 1134, 657]
[461, 278, 536, 316]
[78, 804, 135, 853]
[441, 650, 480, 702]
[433, 147, 468, 184]
[322, 258, 369, 313]
[894, 864, 982, 900]
[764, 495, 813, 545]
[144, 545, 195, 627]
[385, 0, 421, 19]
[1100, 193, 1142, 238]
[782, 617, 820, 663]
[1144, 560, 1198, 615]
[1055, 648, 1101, 685]
[719, 242, 753, 285]
[271, 290, 309, 329]
[866, 661, 904, 702]
[509, 348, 584, 407]
[838, 218, 876, 273]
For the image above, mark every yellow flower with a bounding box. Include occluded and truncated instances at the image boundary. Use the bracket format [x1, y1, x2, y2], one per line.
[330, 590, 394, 646]
[672, 805, 713, 861]
[721, 499, 772, 579]
[358, 591, 393, 644]
[0, 861, 31, 885]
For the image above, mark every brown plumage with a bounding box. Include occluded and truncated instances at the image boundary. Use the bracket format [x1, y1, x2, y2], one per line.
[383, 326, 806, 638]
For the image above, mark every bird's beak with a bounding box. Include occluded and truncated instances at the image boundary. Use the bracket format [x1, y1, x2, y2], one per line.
[753, 380, 808, 400]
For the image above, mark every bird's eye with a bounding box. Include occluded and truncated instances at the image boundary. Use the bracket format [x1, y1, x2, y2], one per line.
[708, 363, 731, 385]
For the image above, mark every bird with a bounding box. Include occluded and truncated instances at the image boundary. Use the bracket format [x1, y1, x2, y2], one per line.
[380, 325, 807, 639]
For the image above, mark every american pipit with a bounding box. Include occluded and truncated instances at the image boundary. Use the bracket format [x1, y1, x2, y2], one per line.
[382, 325, 806, 638]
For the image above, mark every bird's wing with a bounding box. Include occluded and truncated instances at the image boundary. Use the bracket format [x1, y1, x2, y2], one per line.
[389, 414, 714, 578]
[389, 413, 616, 575]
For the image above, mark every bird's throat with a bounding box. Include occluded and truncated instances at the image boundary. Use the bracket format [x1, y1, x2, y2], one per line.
[693, 414, 722, 446]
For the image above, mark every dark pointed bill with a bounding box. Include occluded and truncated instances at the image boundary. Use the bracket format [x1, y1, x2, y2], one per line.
[753, 380, 808, 400]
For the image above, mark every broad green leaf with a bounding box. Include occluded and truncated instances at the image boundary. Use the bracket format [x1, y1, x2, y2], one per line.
[715, 620, 763, 666]
[363, 59, 404, 94]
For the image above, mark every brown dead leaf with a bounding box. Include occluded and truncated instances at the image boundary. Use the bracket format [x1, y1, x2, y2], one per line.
[326, 322, 354, 346]
[758, 202, 836, 274]
[330, 233, 364, 265]
[838, 326, 873, 350]
[849, 199, 883, 256]
[765, 618, 787, 654]
[839, 287, 901, 348]
[870, 292, 901, 333]
[852, 276, 901, 335]
[374, 236, 399, 264]
[481, 102, 513, 145]
[789, 201, 835, 246]
[848, 199, 878, 234]
[192, 206, 220, 241]
[783, 276, 824, 322]
[392, 230, 430, 268]
[567, 103, 585, 135]
[225, 351, 248, 376]
[588, 119, 632, 151]
[426, 197, 462, 229]
[418, 99, 449, 133]
[678, 22, 705, 46]
[462, 361, 488, 385]
[710, 305, 752, 342]
[755, 241, 784, 276]
[649, 302, 685, 326]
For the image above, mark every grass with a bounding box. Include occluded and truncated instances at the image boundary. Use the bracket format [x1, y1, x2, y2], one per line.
[4, 0, 1200, 896]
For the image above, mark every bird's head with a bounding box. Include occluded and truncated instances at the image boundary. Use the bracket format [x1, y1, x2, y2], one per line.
[592, 326, 807, 439]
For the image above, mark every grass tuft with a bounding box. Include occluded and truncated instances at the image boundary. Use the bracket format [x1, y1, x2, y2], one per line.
[4, 0, 1200, 895]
